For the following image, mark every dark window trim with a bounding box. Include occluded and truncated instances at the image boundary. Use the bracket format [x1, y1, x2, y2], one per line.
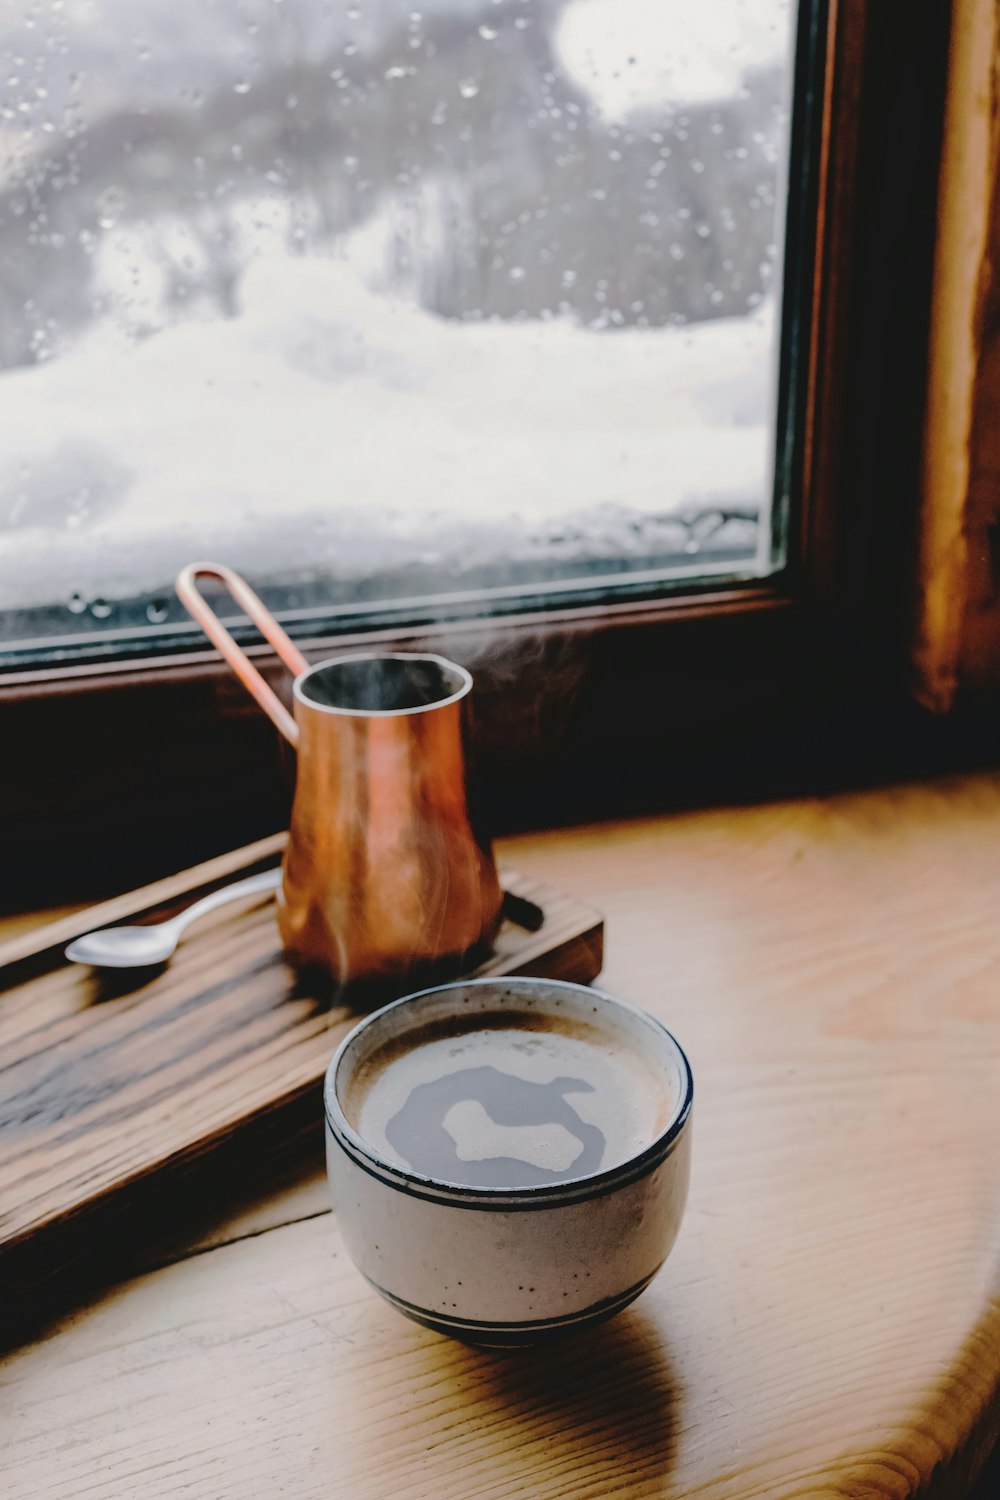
[0, 583, 789, 699]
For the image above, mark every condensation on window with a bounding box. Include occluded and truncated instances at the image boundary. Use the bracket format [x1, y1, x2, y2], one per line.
[0, 0, 795, 646]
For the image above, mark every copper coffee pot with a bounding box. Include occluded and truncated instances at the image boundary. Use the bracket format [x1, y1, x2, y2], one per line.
[176, 563, 502, 990]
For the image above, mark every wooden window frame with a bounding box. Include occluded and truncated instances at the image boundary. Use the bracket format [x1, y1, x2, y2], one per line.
[915, 0, 1000, 708]
[3, 0, 992, 909]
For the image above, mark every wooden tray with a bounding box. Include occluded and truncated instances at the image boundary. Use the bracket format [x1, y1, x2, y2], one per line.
[0, 833, 603, 1332]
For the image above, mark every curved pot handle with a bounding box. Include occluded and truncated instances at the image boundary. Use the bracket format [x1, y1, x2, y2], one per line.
[176, 561, 307, 746]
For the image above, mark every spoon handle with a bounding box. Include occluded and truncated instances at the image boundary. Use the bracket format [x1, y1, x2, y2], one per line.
[165, 868, 283, 933]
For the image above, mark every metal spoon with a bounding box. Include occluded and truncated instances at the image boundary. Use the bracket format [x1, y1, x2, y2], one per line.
[65, 867, 282, 969]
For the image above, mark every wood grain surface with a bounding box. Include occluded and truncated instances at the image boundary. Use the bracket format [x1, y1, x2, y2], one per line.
[0, 858, 602, 1331]
[4, 775, 1000, 1499]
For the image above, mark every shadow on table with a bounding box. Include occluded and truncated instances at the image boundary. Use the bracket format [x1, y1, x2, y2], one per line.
[348, 1305, 680, 1493]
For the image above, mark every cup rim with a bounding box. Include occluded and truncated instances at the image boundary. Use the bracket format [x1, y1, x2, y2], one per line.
[324, 977, 694, 1208]
[293, 651, 472, 719]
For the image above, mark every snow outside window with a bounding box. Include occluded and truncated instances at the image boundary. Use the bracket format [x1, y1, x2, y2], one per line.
[0, 0, 797, 656]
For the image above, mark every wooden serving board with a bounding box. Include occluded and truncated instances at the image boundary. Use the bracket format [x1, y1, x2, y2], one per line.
[0, 834, 602, 1333]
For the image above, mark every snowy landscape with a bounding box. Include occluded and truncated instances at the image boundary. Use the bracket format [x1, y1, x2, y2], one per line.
[0, 0, 794, 645]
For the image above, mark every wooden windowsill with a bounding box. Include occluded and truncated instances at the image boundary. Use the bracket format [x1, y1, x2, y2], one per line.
[4, 769, 1000, 1498]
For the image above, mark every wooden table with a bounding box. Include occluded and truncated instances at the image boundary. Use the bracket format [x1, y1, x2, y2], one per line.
[5, 774, 1000, 1499]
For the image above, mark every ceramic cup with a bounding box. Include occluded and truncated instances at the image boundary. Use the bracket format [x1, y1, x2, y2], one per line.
[324, 977, 693, 1345]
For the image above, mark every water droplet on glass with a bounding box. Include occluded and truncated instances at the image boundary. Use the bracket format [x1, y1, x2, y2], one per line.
[96, 187, 124, 229]
[507, 266, 525, 282]
[233, 79, 251, 95]
[478, 24, 498, 40]
[458, 79, 479, 100]
[67, 590, 88, 615]
[90, 598, 112, 620]
[146, 599, 169, 624]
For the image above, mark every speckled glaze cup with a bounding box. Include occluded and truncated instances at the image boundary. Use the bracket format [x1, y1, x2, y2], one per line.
[324, 977, 693, 1346]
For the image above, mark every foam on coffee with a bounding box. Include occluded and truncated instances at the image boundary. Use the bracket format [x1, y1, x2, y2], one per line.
[344, 1010, 677, 1189]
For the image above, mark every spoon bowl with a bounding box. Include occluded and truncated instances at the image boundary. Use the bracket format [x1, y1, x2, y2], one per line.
[65, 868, 282, 970]
[66, 925, 179, 969]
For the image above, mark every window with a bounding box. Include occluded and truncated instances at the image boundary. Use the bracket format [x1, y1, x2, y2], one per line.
[0, 0, 800, 666]
[2, 0, 968, 905]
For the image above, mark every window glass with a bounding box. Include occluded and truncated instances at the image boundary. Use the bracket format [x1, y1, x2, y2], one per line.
[0, 0, 796, 660]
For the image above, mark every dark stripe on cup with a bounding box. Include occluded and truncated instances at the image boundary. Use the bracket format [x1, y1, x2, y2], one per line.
[365, 1271, 658, 1344]
[326, 1111, 687, 1210]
